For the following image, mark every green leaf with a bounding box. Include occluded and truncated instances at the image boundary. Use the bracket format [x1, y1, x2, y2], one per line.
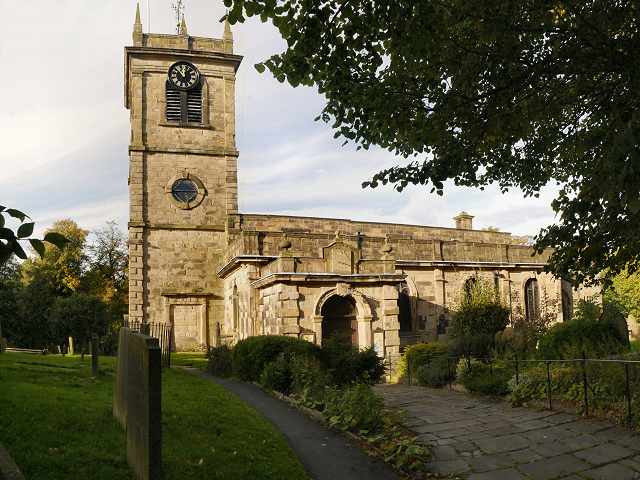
[6, 208, 27, 222]
[29, 238, 46, 258]
[13, 241, 27, 260]
[17, 222, 35, 239]
[43, 232, 70, 249]
[0, 228, 16, 241]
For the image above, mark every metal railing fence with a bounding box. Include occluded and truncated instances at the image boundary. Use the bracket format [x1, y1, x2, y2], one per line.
[122, 319, 173, 367]
[406, 351, 640, 420]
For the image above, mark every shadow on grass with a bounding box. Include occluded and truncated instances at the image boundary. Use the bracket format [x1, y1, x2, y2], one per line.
[0, 352, 307, 480]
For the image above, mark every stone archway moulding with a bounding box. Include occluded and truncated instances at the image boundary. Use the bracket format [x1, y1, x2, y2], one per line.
[312, 285, 374, 348]
[313, 284, 372, 317]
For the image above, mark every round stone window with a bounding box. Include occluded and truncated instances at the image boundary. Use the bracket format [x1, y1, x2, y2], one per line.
[171, 178, 198, 203]
[165, 173, 205, 209]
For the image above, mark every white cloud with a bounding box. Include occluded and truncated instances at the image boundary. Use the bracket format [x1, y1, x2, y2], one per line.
[0, 1, 560, 244]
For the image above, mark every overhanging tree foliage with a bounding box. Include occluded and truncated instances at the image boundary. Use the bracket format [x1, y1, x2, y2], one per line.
[224, 0, 639, 284]
[0, 206, 68, 265]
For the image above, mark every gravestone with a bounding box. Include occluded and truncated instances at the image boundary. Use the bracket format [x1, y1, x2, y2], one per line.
[628, 315, 640, 341]
[615, 311, 630, 345]
[62, 345, 66, 358]
[81, 347, 85, 361]
[91, 334, 99, 377]
[113, 328, 162, 480]
[69, 337, 74, 356]
[599, 308, 630, 346]
[56, 346, 61, 355]
[0, 338, 6, 355]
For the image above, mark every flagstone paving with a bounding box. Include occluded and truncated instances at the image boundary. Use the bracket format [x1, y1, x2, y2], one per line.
[374, 384, 640, 479]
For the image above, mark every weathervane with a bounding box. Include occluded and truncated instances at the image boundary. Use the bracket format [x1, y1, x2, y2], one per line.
[172, 0, 184, 34]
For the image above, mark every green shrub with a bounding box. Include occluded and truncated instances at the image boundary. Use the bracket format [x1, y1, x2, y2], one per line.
[205, 344, 233, 378]
[448, 333, 495, 360]
[536, 319, 627, 360]
[324, 383, 386, 434]
[318, 334, 386, 387]
[415, 358, 453, 388]
[289, 355, 332, 408]
[449, 275, 510, 338]
[260, 359, 293, 393]
[232, 335, 320, 382]
[401, 342, 449, 377]
[456, 358, 511, 396]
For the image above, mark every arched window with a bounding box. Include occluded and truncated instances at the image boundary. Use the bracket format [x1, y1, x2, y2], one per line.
[232, 285, 239, 329]
[525, 278, 540, 321]
[464, 275, 478, 298]
[398, 282, 413, 332]
[562, 291, 572, 321]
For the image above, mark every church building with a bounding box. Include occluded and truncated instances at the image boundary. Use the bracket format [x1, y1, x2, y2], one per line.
[124, 9, 574, 367]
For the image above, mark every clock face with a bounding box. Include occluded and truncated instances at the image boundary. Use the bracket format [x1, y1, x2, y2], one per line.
[168, 61, 200, 91]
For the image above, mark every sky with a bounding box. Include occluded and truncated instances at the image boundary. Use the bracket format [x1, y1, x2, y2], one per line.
[0, 1, 560, 244]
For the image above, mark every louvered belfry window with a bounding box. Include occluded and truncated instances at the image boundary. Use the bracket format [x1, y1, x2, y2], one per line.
[166, 82, 202, 124]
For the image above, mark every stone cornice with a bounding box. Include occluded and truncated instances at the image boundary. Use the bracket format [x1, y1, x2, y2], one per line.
[250, 272, 406, 290]
[127, 222, 225, 231]
[128, 145, 239, 157]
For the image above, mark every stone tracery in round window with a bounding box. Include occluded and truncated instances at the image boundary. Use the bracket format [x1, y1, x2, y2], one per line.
[165, 173, 205, 209]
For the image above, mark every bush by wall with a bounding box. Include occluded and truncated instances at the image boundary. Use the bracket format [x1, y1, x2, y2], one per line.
[448, 275, 510, 338]
[455, 358, 511, 396]
[318, 334, 386, 387]
[448, 333, 495, 361]
[401, 342, 449, 377]
[232, 335, 320, 382]
[260, 359, 293, 393]
[536, 318, 627, 360]
[415, 358, 453, 388]
[205, 344, 233, 378]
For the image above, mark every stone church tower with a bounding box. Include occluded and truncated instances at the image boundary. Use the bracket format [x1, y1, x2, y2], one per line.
[124, 6, 242, 349]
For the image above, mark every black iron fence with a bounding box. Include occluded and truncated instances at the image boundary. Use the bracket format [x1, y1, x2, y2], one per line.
[122, 319, 173, 367]
[407, 352, 640, 420]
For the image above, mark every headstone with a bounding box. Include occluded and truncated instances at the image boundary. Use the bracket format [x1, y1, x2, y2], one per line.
[92, 334, 99, 377]
[502, 326, 516, 340]
[628, 315, 640, 341]
[100, 345, 105, 356]
[1, 338, 6, 354]
[69, 337, 74, 356]
[56, 345, 61, 355]
[599, 308, 630, 346]
[81, 347, 85, 361]
[62, 345, 66, 358]
[615, 311, 630, 345]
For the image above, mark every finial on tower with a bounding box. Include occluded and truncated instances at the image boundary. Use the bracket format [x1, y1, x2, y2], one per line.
[223, 12, 233, 41]
[133, 3, 143, 33]
[179, 15, 188, 35]
[172, 0, 184, 34]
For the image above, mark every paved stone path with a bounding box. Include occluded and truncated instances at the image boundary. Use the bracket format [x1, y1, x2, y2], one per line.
[374, 384, 640, 480]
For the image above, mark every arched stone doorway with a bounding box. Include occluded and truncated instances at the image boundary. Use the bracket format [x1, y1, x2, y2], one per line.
[321, 295, 358, 345]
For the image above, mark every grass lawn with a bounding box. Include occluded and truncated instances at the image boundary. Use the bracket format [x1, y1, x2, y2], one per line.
[631, 339, 640, 351]
[170, 351, 209, 370]
[0, 352, 308, 480]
